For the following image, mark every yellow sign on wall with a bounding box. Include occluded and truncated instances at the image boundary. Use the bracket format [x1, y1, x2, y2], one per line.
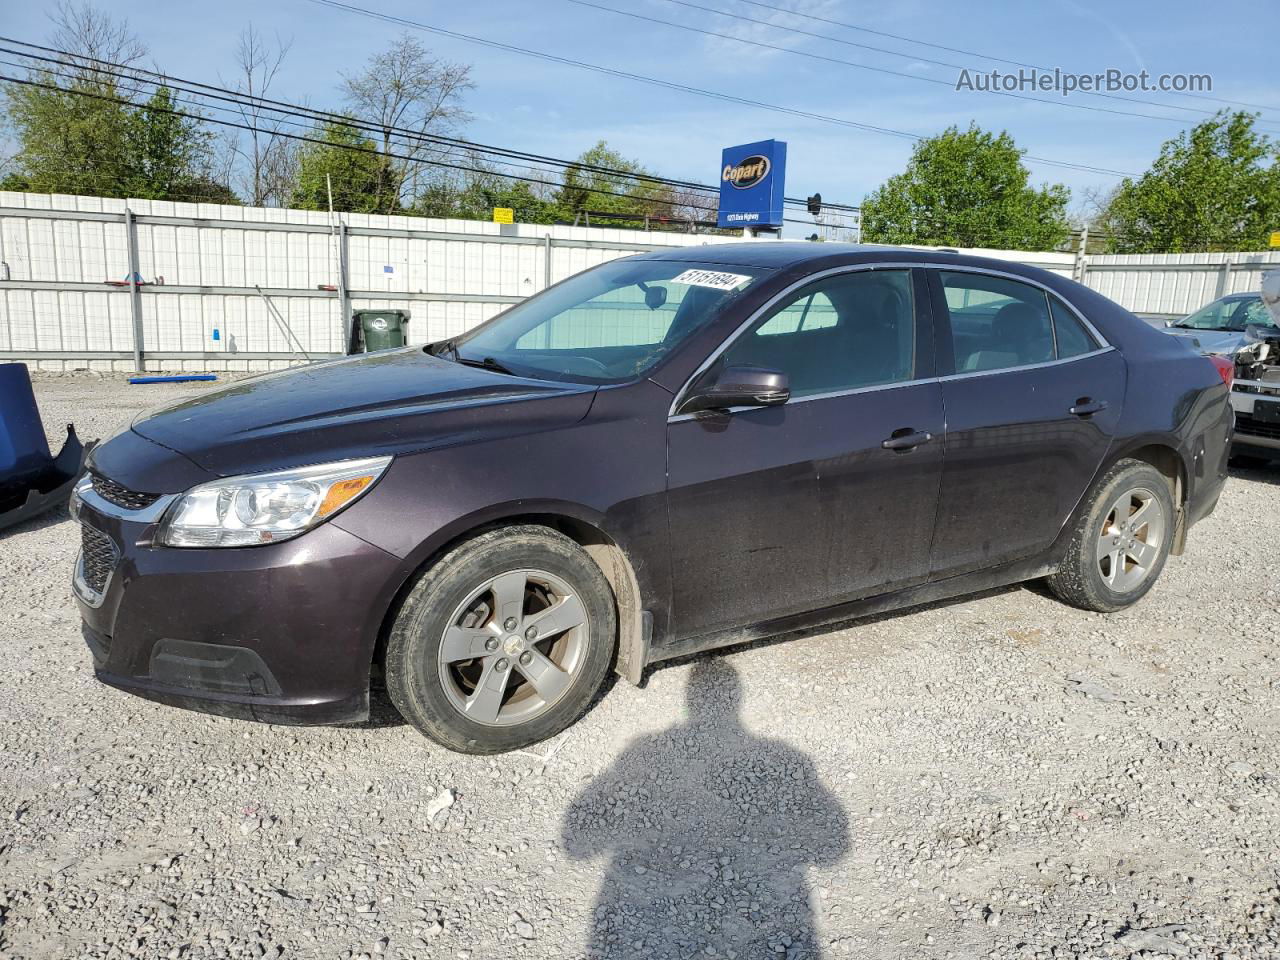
[1269, 230, 1280, 248]
[492, 207, 514, 225]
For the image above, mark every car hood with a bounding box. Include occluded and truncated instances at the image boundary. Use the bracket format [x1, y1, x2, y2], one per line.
[129, 348, 597, 478]
[1163, 328, 1257, 355]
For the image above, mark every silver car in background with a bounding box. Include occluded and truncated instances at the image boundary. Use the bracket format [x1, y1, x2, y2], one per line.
[1164, 293, 1280, 462]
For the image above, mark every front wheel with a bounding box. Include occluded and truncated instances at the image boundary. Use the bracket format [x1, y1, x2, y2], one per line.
[385, 525, 617, 754]
[1046, 459, 1175, 613]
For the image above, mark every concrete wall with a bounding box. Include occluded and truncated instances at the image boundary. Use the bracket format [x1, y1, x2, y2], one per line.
[1083, 251, 1280, 321]
[4, 191, 1276, 371]
[0, 192, 755, 372]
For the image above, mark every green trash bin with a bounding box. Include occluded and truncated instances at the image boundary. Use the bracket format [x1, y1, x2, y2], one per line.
[351, 309, 410, 353]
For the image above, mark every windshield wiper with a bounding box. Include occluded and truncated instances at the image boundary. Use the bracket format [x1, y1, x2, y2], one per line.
[455, 354, 516, 375]
[429, 338, 460, 360]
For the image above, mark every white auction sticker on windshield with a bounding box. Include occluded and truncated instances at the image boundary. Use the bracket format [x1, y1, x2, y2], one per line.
[671, 269, 751, 291]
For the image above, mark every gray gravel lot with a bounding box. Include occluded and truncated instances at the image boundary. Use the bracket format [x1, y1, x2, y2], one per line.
[1, 373, 1278, 960]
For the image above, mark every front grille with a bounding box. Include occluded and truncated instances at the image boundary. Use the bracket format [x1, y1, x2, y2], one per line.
[1236, 414, 1280, 442]
[91, 474, 161, 511]
[80, 525, 119, 595]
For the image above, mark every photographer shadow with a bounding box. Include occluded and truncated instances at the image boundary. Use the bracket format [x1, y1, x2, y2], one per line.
[561, 658, 850, 959]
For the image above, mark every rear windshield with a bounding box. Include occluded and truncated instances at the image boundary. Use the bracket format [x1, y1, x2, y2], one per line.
[448, 259, 770, 384]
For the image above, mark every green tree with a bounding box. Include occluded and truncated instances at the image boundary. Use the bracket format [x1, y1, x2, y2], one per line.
[1101, 111, 1280, 253]
[5, 77, 137, 197]
[4, 81, 227, 202]
[123, 87, 220, 200]
[553, 141, 681, 225]
[419, 176, 558, 223]
[3, 5, 232, 203]
[861, 125, 1071, 250]
[291, 121, 401, 214]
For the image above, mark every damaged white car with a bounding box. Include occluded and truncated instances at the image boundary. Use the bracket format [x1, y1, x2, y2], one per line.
[1164, 288, 1280, 463]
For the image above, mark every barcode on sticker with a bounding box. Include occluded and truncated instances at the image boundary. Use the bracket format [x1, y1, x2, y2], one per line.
[671, 269, 751, 291]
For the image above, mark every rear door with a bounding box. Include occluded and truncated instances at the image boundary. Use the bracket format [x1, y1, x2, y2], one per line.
[927, 269, 1127, 578]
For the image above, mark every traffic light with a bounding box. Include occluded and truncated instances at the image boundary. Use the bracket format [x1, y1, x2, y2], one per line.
[806, 193, 822, 217]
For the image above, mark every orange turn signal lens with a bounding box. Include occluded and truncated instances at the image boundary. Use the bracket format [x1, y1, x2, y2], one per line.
[317, 474, 377, 518]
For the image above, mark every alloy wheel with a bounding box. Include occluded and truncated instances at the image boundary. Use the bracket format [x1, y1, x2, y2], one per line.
[436, 568, 589, 727]
[1095, 486, 1166, 594]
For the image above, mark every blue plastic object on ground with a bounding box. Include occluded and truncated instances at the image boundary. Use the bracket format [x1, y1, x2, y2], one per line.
[1, 362, 52, 487]
[0, 362, 92, 533]
[128, 375, 219, 384]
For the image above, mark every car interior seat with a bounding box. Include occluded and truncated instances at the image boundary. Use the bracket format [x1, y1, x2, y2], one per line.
[964, 301, 1052, 371]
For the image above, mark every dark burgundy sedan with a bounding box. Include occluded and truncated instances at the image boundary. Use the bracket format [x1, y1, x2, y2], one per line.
[72, 244, 1232, 753]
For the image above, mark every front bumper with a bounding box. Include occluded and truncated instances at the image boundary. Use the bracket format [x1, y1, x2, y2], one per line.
[1230, 383, 1280, 453]
[73, 485, 405, 725]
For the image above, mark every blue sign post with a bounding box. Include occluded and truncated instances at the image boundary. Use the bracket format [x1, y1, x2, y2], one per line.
[717, 139, 787, 230]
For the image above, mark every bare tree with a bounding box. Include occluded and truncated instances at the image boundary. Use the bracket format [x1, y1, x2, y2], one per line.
[224, 25, 297, 206]
[341, 35, 473, 210]
[1072, 184, 1118, 252]
[48, 0, 146, 81]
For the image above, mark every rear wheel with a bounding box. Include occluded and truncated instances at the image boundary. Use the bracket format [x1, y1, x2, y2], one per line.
[385, 525, 617, 754]
[1047, 459, 1175, 613]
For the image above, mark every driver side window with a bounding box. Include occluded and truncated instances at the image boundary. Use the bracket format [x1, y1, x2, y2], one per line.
[717, 270, 915, 398]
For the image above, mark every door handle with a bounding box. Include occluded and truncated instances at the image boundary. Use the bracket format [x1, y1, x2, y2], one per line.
[1070, 398, 1108, 417]
[881, 429, 933, 451]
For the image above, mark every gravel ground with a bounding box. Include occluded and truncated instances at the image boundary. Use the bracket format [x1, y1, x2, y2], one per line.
[1, 373, 1278, 960]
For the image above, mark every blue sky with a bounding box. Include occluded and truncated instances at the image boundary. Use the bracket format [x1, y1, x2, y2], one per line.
[7, 0, 1280, 213]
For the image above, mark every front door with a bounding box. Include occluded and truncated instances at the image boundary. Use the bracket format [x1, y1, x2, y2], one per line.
[927, 269, 1126, 578]
[666, 267, 944, 639]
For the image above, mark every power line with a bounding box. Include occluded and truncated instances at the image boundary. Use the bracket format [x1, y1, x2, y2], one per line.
[566, 0, 1256, 128]
[304, 0, 1138, 179]
[730, 0, 1280, 117]
[0, 35, 860, 214]
[0, 41, 726, 207]
[0, 54, 715, 212]
[0, 73, 728, 214]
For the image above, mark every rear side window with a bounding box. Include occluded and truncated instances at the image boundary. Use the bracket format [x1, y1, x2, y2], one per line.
[940, 272, 1100, 373]
[1050, 297, 1100, 358]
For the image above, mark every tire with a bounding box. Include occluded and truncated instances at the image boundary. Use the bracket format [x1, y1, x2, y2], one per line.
[1046, 459, 1176, 613]
[385, 524, 617, 754]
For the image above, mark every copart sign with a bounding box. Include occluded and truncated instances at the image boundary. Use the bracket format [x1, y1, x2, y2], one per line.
[717, 139, 787, 230]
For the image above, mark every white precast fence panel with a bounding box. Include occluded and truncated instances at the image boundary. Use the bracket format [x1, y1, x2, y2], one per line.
[1084, 251, 1280, 320]
[6, 191, 1280, 370]
[888, 244, 1076, 277]
[0, 192, 760, 371]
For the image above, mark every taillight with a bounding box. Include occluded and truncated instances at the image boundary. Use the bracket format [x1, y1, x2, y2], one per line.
[1208, 354, 1234, 388]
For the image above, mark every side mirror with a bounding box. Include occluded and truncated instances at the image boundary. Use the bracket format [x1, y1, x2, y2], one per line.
[1163, 320, 1176, 328]
[678, 365, 790, 415]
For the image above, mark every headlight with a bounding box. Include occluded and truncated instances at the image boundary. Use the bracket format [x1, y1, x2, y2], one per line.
[157, 456, 392, 548]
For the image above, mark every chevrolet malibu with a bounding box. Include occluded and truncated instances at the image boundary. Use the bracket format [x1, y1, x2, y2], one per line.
[72, 244, 1232, 754]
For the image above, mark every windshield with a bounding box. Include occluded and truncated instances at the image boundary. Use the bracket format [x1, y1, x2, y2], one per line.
[1175, 295, 1277, 332]
[444, 259, 770, 384]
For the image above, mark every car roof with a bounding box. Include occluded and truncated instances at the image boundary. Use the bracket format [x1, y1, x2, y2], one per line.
[628, 241, 1057, 275]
